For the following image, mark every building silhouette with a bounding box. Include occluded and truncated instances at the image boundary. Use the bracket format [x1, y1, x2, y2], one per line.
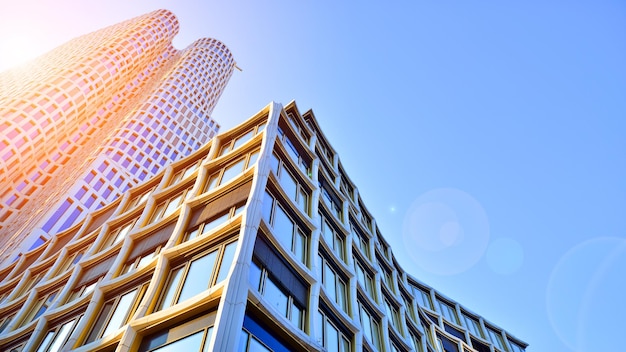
[0, 9, 234, 263]
[0, 98, 527, 351]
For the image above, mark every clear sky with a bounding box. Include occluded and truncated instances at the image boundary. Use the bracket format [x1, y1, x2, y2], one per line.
[1, 1, 625, 351]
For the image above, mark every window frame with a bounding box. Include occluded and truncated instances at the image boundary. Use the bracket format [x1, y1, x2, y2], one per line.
[261, 191, 309, 265]
[204, 149, 259, 192]
[318, 253, 348, 313]
[157, 239, 239, 310]
[85, 283, 149, 344]
[249, 258, 306, 330]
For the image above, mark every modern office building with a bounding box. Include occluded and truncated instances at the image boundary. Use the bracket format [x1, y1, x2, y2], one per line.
[0, 101, 527, 352]
[0, 9, 235, 263]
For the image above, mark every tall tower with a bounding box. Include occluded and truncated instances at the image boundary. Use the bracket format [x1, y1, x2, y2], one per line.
[0, 10, 235, 261]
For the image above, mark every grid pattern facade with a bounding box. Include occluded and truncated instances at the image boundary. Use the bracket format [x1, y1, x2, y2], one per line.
[0, 10, 234, 262]
[0, 102, 527, 352]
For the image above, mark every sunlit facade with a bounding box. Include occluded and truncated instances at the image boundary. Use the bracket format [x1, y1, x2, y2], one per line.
[0, 9, 235, 262]
[0, 102, 527, 352]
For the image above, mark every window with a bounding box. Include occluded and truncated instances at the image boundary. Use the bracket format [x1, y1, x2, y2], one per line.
[339, 173, 354, 202]
[14, 271, 47, 298]
[158, 240, 238, 310]
[85, 284, 148, 343]
[437, 334, 460, 352]
[285, 112, 309, 143]
[35, 316, 82, 352]
[438, 298, 459, 325]
[354, 258, 376, 301]
[67, 280, 98, 302]
[0, 313, 15, 334]
[149, 186, 193, 223]
[320, 214, 346, 262]
[402, 294, 416, 322]
[351, 225, 371, 260]
[384, 299, 403, 336]
[238, 329, 271, 352]
[319, 180, 342, 221]
[20, 290, 59, 326]
[277, 126, 311, 176]
[55, 249, 85, 276]
[102, 218, 137, 247]
[509, 340, 525, 352]
[218, 122, 265, 157]
[380, 263, 395, 293]
[358, 301, 381, 350]
[462, 313, 484, 339]
[249, 258, 306, 330]
[183, 204, 244, 242]
[486, 327, 507, 351]
[409, 331, 425, 352]
[316, 309, 351, 352]
[261, 191, 308, 264]
[269, 152, 310, 214]
[138, 312, 215, 352]
[412, 284, 433, 310]
[318, 254, 348, 312]
[120, 246, 162, 275]
[170, 160, 201, 185]
[204, 150, 258, 191]
[444, 323, 466, 341]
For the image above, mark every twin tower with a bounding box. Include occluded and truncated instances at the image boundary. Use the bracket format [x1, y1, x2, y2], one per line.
[0, 9, 235, 262]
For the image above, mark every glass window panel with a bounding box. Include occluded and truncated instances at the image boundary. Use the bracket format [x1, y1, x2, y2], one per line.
[488, 328, 506, 350]
[294, 230, 306, 263]
[46, 318, 78, 352]
[200, 212, 229, 235]
[87, 301, 114, 342]
[101, 289, 138, 337]
[152, 330, 203, 352]
[297, 188, 308, 213]
[163, 195, 182, 218]
[221, 159, 245, 184]
[272, 205, 294, 250]
[215, 241, 237, 282]
[35, 331, 54, 352]
[290, 302, 303, 328]
[279, 169, 297, 201]
[185, 228, 199, 241]
[269, 153, 280, 175]
[233, 130, 253, 150]
[177, 251, 218, 303]
[341, 336, 350, 352]
[337, 280, 347, 311]
[263, 277, 288, 316]
[326, 320, 339, 350]
[248, 336, 271, 352]
[202, 327, 214, 352]
[205, 174, 219, 191]
[360, 307, 372, 342]
[261, 192, 273, 223]
[160, 267, 184, 309]
[249, 261, 262, 290]
[315, 311, 324, 345]
[238, 330, 250, 351]
[324, 264, 336, 299]
[247, 150, 259, 167]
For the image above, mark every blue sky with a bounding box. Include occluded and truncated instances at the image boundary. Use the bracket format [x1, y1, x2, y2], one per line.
[1, 1, 625, 351]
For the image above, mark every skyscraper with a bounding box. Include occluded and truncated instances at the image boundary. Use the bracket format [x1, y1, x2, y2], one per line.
[0, 9, 235, 263]
[0, 101, 527, 352]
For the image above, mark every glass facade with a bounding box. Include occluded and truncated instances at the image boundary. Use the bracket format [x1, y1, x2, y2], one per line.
[0, 100, 526, 352]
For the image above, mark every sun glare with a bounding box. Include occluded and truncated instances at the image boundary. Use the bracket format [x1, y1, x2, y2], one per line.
[0, 32, 41, 71]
